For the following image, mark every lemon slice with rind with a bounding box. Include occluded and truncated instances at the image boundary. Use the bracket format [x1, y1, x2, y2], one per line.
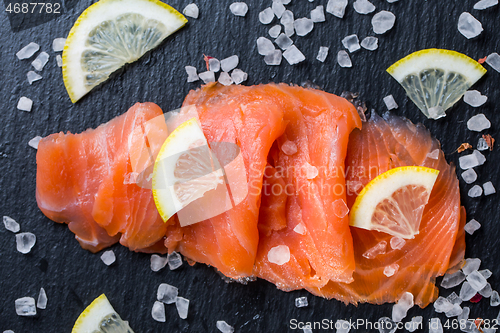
[63, 0, 187, 103]
[349, 166, 439, 239]
[387, 49, 486, 119]
[72, 294, 134, 333]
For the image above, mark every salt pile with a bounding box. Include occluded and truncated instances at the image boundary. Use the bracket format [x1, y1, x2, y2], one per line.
[199, 71, 215, 84]
[231, 69, 248, 84]
[361, 36, 378, 50]
[218, 72, 234, 86]
[283, 45, 305, 65]
[32, 52, 49, 71]
[486, 53, 500, 73]
[275, 33, 293, 50]
[483, 181, 496, 195]
[353, 0, 375, 14]
[175, 296, 189, 319]
[221, 55, 239, 72]
[383, 95, 398, 110]
[229, 2, 248, 16]
[3, 216, 20, 233]
[464, 219, 481, 235]
[264, 50, 283, 65]
[464, 90, 487, 107]
[52, 38, 66, 52]
[16, 232, 36, 254]
[17, 97, 33, 112]
[217, 320, 235, 333]
[257, 37, 275, 56]
[157, 283, 178, 304]
[310, 6, 325, 22]
[294, 18, 314, 36]
[167, 251, 183, 270]
[183, 3, 199, 19]
[326, 0, 348, 18]
[259, 8, 274, 24]
[100, 250, 116, 265]
[150, 254, 168, 272]
[272, 1, 286, 18]
[16, 42, 39, 60]
[440, 270, 466, 288]
[473, 0, 498, 10]
[37, 287, 47, 309]
[342, 34, 361, 53]
[27, 71, 42, 85]
[295, 297, 308, 308]
[362, 241, 386, 259]
[372, 11, 396, 34]
[461, 168, 477, 184]
[268, 245, 290, 265]
[269, 25, 281, 38]
[209, 58, 220, 72]
[151, 301, 166, 322]
[337, 50, 352, 67]
[458, 12, 483, 39]
[15, 297, 36, 316]
[316, 46, 329, 62]
[468, 185, 483, 198]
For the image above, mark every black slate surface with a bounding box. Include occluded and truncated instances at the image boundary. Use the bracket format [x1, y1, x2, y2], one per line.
[0, 0, 499, 332]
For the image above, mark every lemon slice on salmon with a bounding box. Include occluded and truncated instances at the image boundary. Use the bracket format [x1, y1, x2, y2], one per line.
[152, 118, 225, 226]
[72, 294, 134, 333]
[63, 0, 187, 103]
[349, 166, 439, 239]
[387, 49, 486, 119]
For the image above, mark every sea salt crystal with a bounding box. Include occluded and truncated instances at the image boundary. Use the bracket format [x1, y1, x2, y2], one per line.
[461, 168, 477, 184]
[460, 320, 480, 333]
[474, 0, 499, 9]
[362, 241, 386, 259]
[447, 292, 462, 305]
[377, 317, 397, 333]
[479, 269, 492, 279]
[459, 153, 479, 170]
[268, 245, 290, 265]
[281, 140, 297, 155]
[183, 3, 199, 19]
[272, 1, 286, 19]
[27, 71, 42, 84]
[303, 327, 313, 333]
[479, 283, 493, 297]
[275, 33, 293, 50]
[229, 2, 248, 16]
[361, 36, 378, 51]
[3, 330, 15, 333]
[486, 53, 500, 73]
[310, 6, 325, 22]
[221, 55, 239, 72]
[483, 181, 496, 195]
[176, 296, 189, 319]
[284, 22, 295, 37]
[293, 223, 307, 235]
[390, 237, 405, 250]
[185, 66, 199, 83]
[473, 150, 486, 165]
[467, 114, 491, 132]
[491, 291, 500, 306]
[434, 296, 454, 313]
[218, 72, 234, 86]
[429, 318, 443, 333]
[152, 301, 166, 322]
[16, 42, 39, 60]
[16, 232, 36, 254]
[209, 58, 220, 72]
[372, 11, 396, 34]
[464, 219, 481, 235]
[32, 52, 49, 71]
[15, 297, 36, 316]
[445, 303, 462, 317]
[231, 69, 247, 84]
[477, 137, 489, 151]
[459, 306, 470, 321]
[337, 50, 352, 67]
[217, 320, 235, 333]
[295, 297, 308, 308]
[467, 270, 488, 291]
[353, 0, 376, 14]
[259, 8, 274, 24]
[264, 50, 283, 65]
[326, 0, 348, 18]
[460, 281, 477, 301]
[294, 18, 314, 36]
[37, 287, 47, 309]
[257, 37, 276, 56]
[198, 71, 215, 84]
[458, 12, 483, 39]
[464, 90, 487, 107]
[383, 95, 398, 110]
[100, 250, 115, 265]
[342, 34, 361, 53]
[150, 254, 168, 272]
[280, 10, 294, 24]
[17, 97, 33, 112]
[283, 45, 305, 65]
[332, 199, 349, 218]
[3, 216, 20, 233]
[468, 185, 483, 198]
[463, 258, 481, 275]
[441, 270, 466, 288]
[168, 251, 183, 270]
[383, 263, 399, 277]
[405, 316, 423, 332]
[336, 319, 350, 333]
[316, 46, 329, 62]
[269, 25, 281, 38]
[56, 55, 62, 67]
[52, 38, 66, 52]
[157, 283, 178, 304]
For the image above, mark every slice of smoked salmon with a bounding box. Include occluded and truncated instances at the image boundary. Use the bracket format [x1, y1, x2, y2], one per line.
[252, 85, 362, 289]
[308, 112, 464, 307]
[36, 102, 169, 252]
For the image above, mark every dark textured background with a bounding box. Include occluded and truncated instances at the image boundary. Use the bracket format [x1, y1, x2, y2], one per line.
[0, 0, 499, 332]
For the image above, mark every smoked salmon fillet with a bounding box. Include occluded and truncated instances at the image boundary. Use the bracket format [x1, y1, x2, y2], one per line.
[308, 112, 465, 307]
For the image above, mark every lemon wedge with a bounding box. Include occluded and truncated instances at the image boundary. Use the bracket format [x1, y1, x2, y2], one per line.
[387, 49, 486, 119]
[72, 294, 134, 333]
[152, 117, 226, 226]
[349, 166, 439, 239]
[63, 0, 187, 103]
